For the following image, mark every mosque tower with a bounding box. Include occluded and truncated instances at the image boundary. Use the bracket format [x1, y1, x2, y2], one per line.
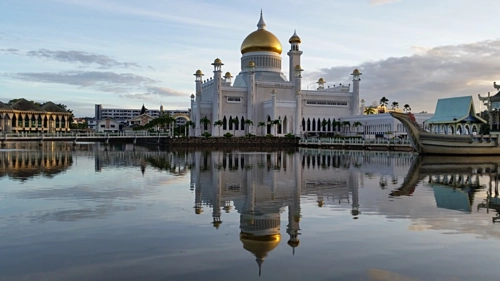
[212, 58, 223, 137]
[351, 69, 362, 115]
[193, 70, 203, 136]
[287, 30, 302, 82]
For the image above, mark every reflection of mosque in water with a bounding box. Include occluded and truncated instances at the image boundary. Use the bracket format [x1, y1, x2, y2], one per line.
[189, 149, 416, 274]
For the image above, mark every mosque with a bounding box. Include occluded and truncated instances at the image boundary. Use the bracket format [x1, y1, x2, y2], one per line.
[190, 12, 362, 137]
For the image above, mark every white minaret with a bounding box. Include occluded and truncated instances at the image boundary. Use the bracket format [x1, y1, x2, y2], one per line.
[294, 65, 303, 136]
[247, 61, 256, 135]
[351, 69, 362, 115]
[189, 94, 195, 136]
[287, 30, 302, 82]
[194, 69, 204, 136]
[212, 58, 223, 136]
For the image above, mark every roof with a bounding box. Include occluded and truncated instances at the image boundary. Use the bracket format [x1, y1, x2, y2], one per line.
[425, 96, 486, 124]
[10, 99, 44, 112]
[41, 102, 69, 113]
[0, 101, 12, 110]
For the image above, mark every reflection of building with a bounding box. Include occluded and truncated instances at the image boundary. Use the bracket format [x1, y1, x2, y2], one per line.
[0, 148, 73, 181]
[479, 82, 500, 133]
[0, 99, 71, 133]
[190, 150, 365, 275]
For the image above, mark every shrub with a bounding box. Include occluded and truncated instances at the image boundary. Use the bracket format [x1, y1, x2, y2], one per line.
[245, 133, 255, 137]
[223, 132, 233, 138]
[266, 134, 274, 138]
[284, 133, 295, 138]
[201, 132, 211, 138]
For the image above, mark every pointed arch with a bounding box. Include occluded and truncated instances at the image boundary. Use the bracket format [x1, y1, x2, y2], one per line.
[223, 116, 227, 130]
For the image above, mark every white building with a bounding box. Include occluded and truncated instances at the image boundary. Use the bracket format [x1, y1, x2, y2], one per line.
[96, 118, 120, 133]
[190, 12, 361, 137]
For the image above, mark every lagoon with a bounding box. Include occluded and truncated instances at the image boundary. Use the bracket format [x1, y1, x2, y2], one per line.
[1, 142, 499, 281]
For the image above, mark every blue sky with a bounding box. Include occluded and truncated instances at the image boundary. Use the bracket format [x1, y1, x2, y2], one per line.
[1, 0, 500, 117]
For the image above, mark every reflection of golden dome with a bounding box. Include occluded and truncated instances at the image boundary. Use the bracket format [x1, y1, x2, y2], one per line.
[241, 13, 282, 55]
[195, 207, 202, 214]
[287, 240, 300, 247]
[240, 233, 281, 258]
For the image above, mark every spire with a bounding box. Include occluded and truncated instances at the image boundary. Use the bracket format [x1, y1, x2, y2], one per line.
[140, 104, 147, 115]
[256, 258, 263, 276]
[257, 9, 266, 30]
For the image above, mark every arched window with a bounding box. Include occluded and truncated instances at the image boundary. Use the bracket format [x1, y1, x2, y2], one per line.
[223, 116, 227, 130]
[234, 117, 239, 130]
[241, 117, 245, 130]
[267, 116, 272, 134]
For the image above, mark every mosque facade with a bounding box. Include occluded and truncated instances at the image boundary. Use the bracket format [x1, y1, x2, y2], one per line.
[190, 13, 361, 137]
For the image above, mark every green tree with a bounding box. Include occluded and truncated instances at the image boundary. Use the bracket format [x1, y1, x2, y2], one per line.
[321, 119, 329, 133]
[230, 118, 238, 136]
[342, 121, 351, 133]
[380, 97, 389, 108]
[391, 101, 399, 110]
[214, 120, 223, 136]
[258, 121, 266, 135]
[353, 121, 362, 133]
[244, 119, 253, 135]
[200, 116, 210, 133]
[364, 106, 376, 115]
[271, 119, 281, 135]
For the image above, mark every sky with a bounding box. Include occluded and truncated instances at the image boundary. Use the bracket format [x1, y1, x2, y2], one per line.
[1, 0, 500, 117]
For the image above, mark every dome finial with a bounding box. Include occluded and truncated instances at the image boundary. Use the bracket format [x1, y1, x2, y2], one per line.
[257, 10, 266, 30]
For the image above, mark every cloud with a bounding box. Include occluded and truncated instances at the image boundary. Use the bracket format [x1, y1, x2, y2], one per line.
[312, 39, 500, 112]
[120, 87, 189, 101]
[1, 48, 141, 69]
[9, 71, 157, 93]
[369, 0, 402, 5]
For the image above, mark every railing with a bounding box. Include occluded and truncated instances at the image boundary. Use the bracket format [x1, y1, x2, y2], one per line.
[0, 131, 172, 138]
[299, 137, 412, 146]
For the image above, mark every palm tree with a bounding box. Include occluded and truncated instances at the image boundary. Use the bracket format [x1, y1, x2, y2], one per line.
[258, 121, 266, 135]
[391, 101, 399, 110]
[185, 120, 195, 137]
[200, 116, 210, 133]
[380, 97, 389, 108]
[403, 104, 412, 113]
[342, 121, 351, 134]
[364, 106, 376, 115]
[214, 120, 223, 136]
[321, 119, 329, 134]
[230, 118, 238, 136]
[272, 119, 281, 135]
[334, 120, 342, 132]
[353, 121, 362, 133]
[244, 119, 253, 135]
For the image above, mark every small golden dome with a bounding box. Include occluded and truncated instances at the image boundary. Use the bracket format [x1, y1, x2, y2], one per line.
[241, 13, 282, 55]
[195, 208, 202, 214]
[194, 69, 203, 76]
[289, 30, 301, 44]
[224, 71, 232, 77]
[352, 69, 361, 75]
[317, 78, 325, 84]
[190, 94, 195, 99]
[212, 58, 223, 65]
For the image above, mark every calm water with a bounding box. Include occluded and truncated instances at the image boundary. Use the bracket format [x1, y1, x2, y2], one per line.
[1, 142, 500, 281]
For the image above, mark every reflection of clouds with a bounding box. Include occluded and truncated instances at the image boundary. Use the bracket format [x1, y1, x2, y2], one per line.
[29, 204, 137, 223]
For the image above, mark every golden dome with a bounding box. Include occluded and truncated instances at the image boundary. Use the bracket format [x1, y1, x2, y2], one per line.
[289, 30, 301, 44]
[224, 71, 232, 77]
[352, 69, 361, 75]
[240, 13, 282, 55]
[212, 58, 223, 65]
[194, 69, 203, 76]
[317, 78, 325, 84]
